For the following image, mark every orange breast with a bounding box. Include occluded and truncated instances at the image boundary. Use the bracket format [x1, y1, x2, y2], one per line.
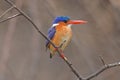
[49, 22, 72, 55]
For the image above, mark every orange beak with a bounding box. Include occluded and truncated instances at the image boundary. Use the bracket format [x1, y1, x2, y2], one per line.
[67, 20, 87, 24]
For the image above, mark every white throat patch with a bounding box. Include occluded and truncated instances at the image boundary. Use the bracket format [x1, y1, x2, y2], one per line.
[67, 24, 72, 28]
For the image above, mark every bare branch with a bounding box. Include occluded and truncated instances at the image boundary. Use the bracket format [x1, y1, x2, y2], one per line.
[0, 13, 21, 23]
[84, 61, 120, 80]
[0, 6, 14, 19]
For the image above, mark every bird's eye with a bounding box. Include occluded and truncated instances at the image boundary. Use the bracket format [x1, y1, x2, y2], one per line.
[64, 20, 68, 23]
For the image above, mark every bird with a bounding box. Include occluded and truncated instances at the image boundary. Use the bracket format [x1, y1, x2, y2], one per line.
[46, 16, 87, 59]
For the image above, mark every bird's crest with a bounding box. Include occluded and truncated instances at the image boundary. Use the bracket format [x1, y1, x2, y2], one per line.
[53, 16, 70, 24]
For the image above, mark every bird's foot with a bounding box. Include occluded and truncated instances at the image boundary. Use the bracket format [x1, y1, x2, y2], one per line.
[60, 53, 68, 61]
[54, 48, 67, 61]
[59, 40, 66, 48]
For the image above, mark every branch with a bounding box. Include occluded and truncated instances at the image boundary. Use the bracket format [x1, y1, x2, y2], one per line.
[99, 56, 106, 65]
[0, 13, 21, 23]
[85, 61, 120, 80]
[0, 6, 14, 19]
[4, 0, 83, 80]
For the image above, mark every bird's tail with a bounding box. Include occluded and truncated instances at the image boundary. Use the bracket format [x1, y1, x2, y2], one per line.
[49, 48, 57, 58]
[50, 53, 53, 58]
[50, 52, 56, 58]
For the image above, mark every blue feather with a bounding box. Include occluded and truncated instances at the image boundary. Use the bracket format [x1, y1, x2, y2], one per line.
[53, 16, 70, 24]
[46, 27, 56, 47]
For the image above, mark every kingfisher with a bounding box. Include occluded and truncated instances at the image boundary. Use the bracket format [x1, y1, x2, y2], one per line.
[46, 16, 87, 59]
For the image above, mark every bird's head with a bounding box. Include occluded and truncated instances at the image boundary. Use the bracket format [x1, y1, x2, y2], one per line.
[52, 16, 87, 26]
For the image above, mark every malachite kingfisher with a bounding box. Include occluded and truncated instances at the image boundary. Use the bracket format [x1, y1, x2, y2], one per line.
[46, 16, 87, 58]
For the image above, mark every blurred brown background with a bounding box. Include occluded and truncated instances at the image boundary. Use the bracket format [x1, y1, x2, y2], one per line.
[0, 0, 120, 80]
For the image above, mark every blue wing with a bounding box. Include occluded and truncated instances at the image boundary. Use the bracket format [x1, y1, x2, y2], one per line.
[46, 27, 56, 47]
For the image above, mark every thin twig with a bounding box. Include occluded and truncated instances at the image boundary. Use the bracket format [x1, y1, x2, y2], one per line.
[0, 13, 21, 23]
[0, 6, 14, 19]
[99, 56, 106, 65]
[4, 0, 83, 80]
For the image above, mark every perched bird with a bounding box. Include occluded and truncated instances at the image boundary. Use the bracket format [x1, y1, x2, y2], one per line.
[46, 16, 87, 58]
